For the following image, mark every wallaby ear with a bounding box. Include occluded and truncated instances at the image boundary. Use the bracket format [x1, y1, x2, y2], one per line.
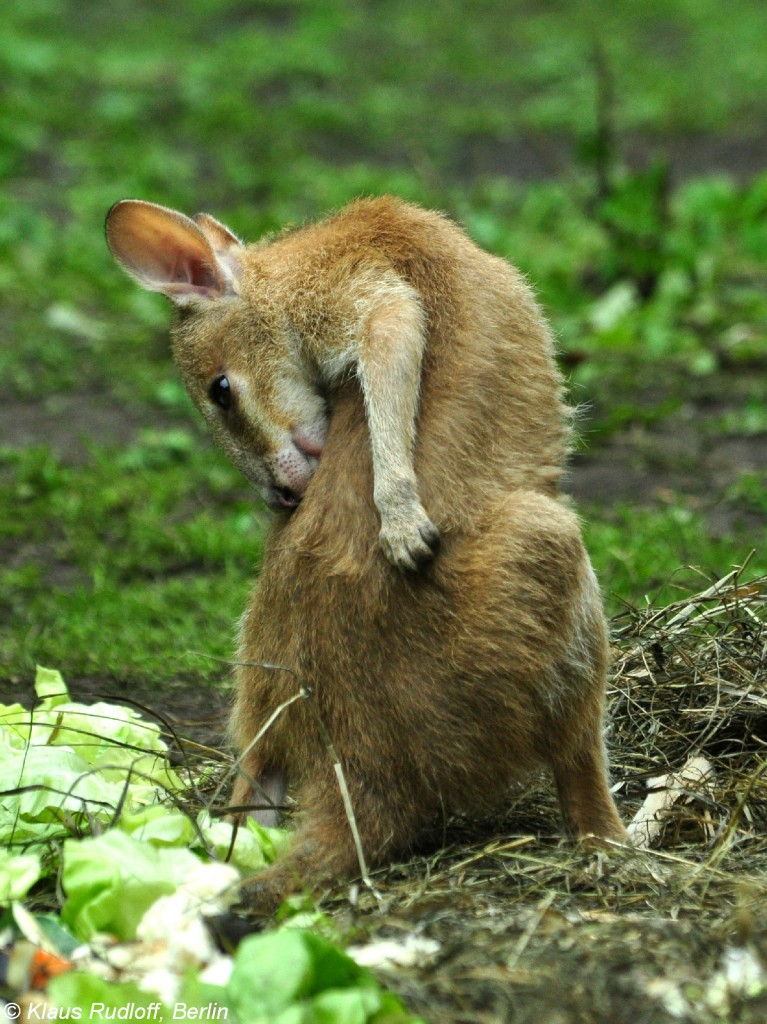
[105, 200, 243, 303]
[192, 212, 244, 292]
[193, 212, 242, 251]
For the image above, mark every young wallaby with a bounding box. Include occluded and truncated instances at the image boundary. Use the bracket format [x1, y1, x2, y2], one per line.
[106, 195, 626, 908]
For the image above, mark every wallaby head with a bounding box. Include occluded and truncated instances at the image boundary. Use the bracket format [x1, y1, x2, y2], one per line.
[106, 197, 443, 568]
[105, 200, 328, 510]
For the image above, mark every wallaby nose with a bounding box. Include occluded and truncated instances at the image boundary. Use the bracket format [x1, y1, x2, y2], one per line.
[270, 440, 318, 500]
[273, 485, 301, 509]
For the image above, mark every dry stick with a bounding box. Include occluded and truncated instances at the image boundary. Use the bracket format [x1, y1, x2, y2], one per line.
[301, 685, 382, 903]
[209, 663, 307, 812]
[218, 660, 381, 901]
[647, 574, 740, 634]
[448, 836, 537, 876]
[617, 562, 764, 676]
[656, 557, 757, 632]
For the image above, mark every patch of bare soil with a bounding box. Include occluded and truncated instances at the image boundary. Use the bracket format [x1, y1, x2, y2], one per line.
[0, 394, 155, 463]
[568, 417, 767, 534]
[566, 368, 767, 539]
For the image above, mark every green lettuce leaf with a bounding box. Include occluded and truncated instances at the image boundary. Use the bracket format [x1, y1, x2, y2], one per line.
[195, 811, 293, 873]
[0, 667, 183, 847]
[0, 745, 129, 845]
[120, 804, 198, 846]
[49, 973, 172, 1015]
[0, 850, 42, 903]
[228, 930, 422, 1022]
[60, 830, 205, 940]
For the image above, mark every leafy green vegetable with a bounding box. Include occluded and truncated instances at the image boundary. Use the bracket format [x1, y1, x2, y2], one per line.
[11, 666, 180, 785]
[0, 849, 41, 902]
[60, 830, 207, 940]
[229, 930, 423, 1023]
[119, 803, 198, 846]
[0, 667, 297, 952]
[0, 667, 183, 850]
[117, 804, 292, 874]
[49, 973, 173, 1016]
[196, 811, 293, 874]
[48, 927, 424, 1022]
[0, 745, 123, 845]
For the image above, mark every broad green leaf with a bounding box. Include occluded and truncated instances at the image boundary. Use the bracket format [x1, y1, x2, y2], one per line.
[312, 987, 384, 1024]
[0, 850, 41, 904]
[194, 811, 292, 873]
[0, 667, 185, 848]
[49, 973, 171, 1015]
[0, 701, 34, 749]
[34, 665, 71, 708]
[228, 929, 421, 1022]
[61, 830, 203, 940]
[121, 804, 197, 846]
[23, 912, 82, 958]
[0, 745, 129, 845]
[230, 930, 372, 1019]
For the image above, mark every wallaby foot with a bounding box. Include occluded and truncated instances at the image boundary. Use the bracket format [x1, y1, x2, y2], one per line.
[238, 815, 363, 911]
[553, 746, 627, 842]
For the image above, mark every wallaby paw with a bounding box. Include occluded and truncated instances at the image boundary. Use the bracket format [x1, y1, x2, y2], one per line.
[235, 867, 296, 915]
[380, 510, 440, 571]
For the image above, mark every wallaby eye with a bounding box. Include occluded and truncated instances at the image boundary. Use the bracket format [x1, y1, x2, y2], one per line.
[209, 374, 232, 410]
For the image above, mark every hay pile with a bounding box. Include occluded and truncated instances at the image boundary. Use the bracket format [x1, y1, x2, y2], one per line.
[315, 563, 767, 1024]
[611, 563, 767, 852]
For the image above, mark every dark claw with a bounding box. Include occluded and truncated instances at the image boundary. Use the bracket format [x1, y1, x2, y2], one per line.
[410, 521, 440, 568]
[420, 521, 441, 553]
[206, 911, 266, 952]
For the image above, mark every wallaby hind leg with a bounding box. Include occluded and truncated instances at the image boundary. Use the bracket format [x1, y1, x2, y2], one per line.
[239, 814, 360, 912]
[238, 774, 426, 911]
[552, 742, 627, 842]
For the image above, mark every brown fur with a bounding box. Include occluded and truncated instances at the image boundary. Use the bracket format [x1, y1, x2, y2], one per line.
[105, 195, 626, 908]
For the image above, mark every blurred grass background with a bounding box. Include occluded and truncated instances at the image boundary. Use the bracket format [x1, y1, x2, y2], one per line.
[1, 0, 766, 686]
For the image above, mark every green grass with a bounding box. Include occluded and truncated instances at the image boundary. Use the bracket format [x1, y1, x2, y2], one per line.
[1, 0, 766, 687]
[0, 437, 259, 682]
[585, 503, 758, 615]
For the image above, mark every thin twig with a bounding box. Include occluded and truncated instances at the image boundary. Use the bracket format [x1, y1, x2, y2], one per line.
[301, 686, 382, 903]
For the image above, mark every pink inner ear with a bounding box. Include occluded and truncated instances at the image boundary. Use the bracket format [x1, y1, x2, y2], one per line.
[107, 200, 227, 299]
[140, 220, 222, 293]
[186, 258, 221, 290]
[167, 250, 220, 289]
